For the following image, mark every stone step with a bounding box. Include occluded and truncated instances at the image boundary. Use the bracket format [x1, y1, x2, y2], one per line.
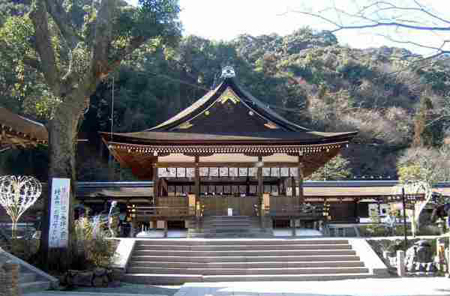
[202, 224, 252, 229]
[188, 232, 273, 238]
[201, 228, 253, 233]
[123, 273, 373, 285]
[125, 237, 371, 285]
[128, 266, 369, 275]
[19, 281, 51, 294]
[130, 260, 365, 269]
[19, 272, 37, 283]
[189, 229, 270, 235]
[129, 254, 361, 263]
[133, 244, 352, 251]
[132, 249, 356, 257]
[202, 273, 373, 282]
[205, 219, 252, 223]
[134, 239, 349, 246]
[204, 216, 251, 219]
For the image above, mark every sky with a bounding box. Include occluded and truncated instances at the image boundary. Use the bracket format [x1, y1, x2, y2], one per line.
[124, 0, 449, 56]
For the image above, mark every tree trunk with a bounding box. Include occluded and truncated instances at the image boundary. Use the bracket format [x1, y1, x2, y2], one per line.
[39, 94, 86, 271]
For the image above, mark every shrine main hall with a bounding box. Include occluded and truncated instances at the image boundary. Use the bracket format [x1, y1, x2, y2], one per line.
[101, 67, 357, 237]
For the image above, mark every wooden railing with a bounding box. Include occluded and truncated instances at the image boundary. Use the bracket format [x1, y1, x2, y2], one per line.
[127, 205, 196, 220]
[199, 195, 258, 216]
[264, 204, 326, 218]
[265, 196, 329, 220]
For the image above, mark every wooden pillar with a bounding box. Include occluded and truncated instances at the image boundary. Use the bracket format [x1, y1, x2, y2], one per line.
[297, 156, 304, 204]
[194, 155, 200, 217]
[257, 156, 264, 225]
[292, 219, 297, 237]
[354, 199, 359, 223]
[153, 160, 159, 199]
[290, 177, 295, 196]
[194, 156, 200, 199]
[246, 177, 250, 196]
[257, 156, 263, 203]
[164, 220, 168, 238]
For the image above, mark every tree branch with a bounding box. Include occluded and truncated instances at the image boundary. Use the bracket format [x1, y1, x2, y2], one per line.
[23, 57, 42, 71]
[376, 34, 450, 53]
[44, 0, 82, 49]
[29, 0, 60, 92]
[356, 1, 450, 25]
[292, 10, 450, 33]
[90, 0, 117, 81]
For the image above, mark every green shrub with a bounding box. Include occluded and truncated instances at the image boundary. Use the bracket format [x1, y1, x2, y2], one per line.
[74, 217, 117, 268]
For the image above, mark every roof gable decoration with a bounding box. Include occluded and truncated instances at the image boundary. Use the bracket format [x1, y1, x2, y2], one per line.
[264, 122, 279, 129]
[217, 87, 240, 104]
[177, 121, 193, 130]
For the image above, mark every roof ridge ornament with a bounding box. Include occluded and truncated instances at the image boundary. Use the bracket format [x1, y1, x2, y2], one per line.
[221, 66, 235, 78]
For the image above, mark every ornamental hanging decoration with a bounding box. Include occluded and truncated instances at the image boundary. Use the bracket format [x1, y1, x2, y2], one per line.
[0, 175, 42, 238]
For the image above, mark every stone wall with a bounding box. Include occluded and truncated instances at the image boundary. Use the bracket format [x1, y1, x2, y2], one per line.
[0, 261, 21, 296]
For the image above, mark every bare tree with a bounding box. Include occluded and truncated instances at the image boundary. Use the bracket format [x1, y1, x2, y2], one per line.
[291, 0, 450, 59]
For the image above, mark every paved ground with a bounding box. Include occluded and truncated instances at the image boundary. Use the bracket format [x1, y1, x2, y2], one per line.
[25, 284, 180, 296]
[174, 278, 450, 296]
[71, 284, 180, 295]
[24, 278, 450, 296]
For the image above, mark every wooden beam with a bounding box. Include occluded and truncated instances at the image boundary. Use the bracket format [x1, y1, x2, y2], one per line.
[164, 179, 281, 186]
[155, 162, 300, 168]
[1, 134, 17, 149]
[10, 136, 28, 148]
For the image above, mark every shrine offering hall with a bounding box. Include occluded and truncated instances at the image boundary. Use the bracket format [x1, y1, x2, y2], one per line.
[101, 68, 358, 237]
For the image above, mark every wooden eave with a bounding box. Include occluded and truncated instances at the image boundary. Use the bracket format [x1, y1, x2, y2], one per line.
[0, 107, 48, 151]
[106, 143, 343, 180]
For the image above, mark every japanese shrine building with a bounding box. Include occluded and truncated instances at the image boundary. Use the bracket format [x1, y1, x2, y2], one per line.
[101, 67, 357, 235]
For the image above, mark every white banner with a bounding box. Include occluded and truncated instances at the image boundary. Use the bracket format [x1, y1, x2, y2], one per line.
[49, 178, 70, 248]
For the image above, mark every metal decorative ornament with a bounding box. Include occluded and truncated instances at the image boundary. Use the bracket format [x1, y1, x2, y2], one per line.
[221, 66, 236, 78]
[0, 175, 42, 238]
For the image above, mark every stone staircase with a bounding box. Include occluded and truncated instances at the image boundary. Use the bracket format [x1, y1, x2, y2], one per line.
[0, 248, 57, 293]
[124, 238, 373, 284]
[19, 272, 52, 294]
[188, 216, 271, 238]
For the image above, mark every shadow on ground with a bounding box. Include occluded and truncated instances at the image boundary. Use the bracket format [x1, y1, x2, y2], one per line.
[73, 283, 181, 296]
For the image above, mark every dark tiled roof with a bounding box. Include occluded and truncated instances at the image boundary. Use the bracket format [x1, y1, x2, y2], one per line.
[148, 78, 310, 132]
[101, 77, 357, 144]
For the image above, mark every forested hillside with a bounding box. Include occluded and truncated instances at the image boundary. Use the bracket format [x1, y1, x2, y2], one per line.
[1, 1, 449, 181]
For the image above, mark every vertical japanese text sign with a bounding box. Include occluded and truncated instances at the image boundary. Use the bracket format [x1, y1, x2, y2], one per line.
[49, 178, 70, 248]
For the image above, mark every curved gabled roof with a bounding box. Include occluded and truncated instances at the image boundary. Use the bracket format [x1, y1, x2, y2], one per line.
[101, 76, 357, 146]
[147, 78, 311, 132]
